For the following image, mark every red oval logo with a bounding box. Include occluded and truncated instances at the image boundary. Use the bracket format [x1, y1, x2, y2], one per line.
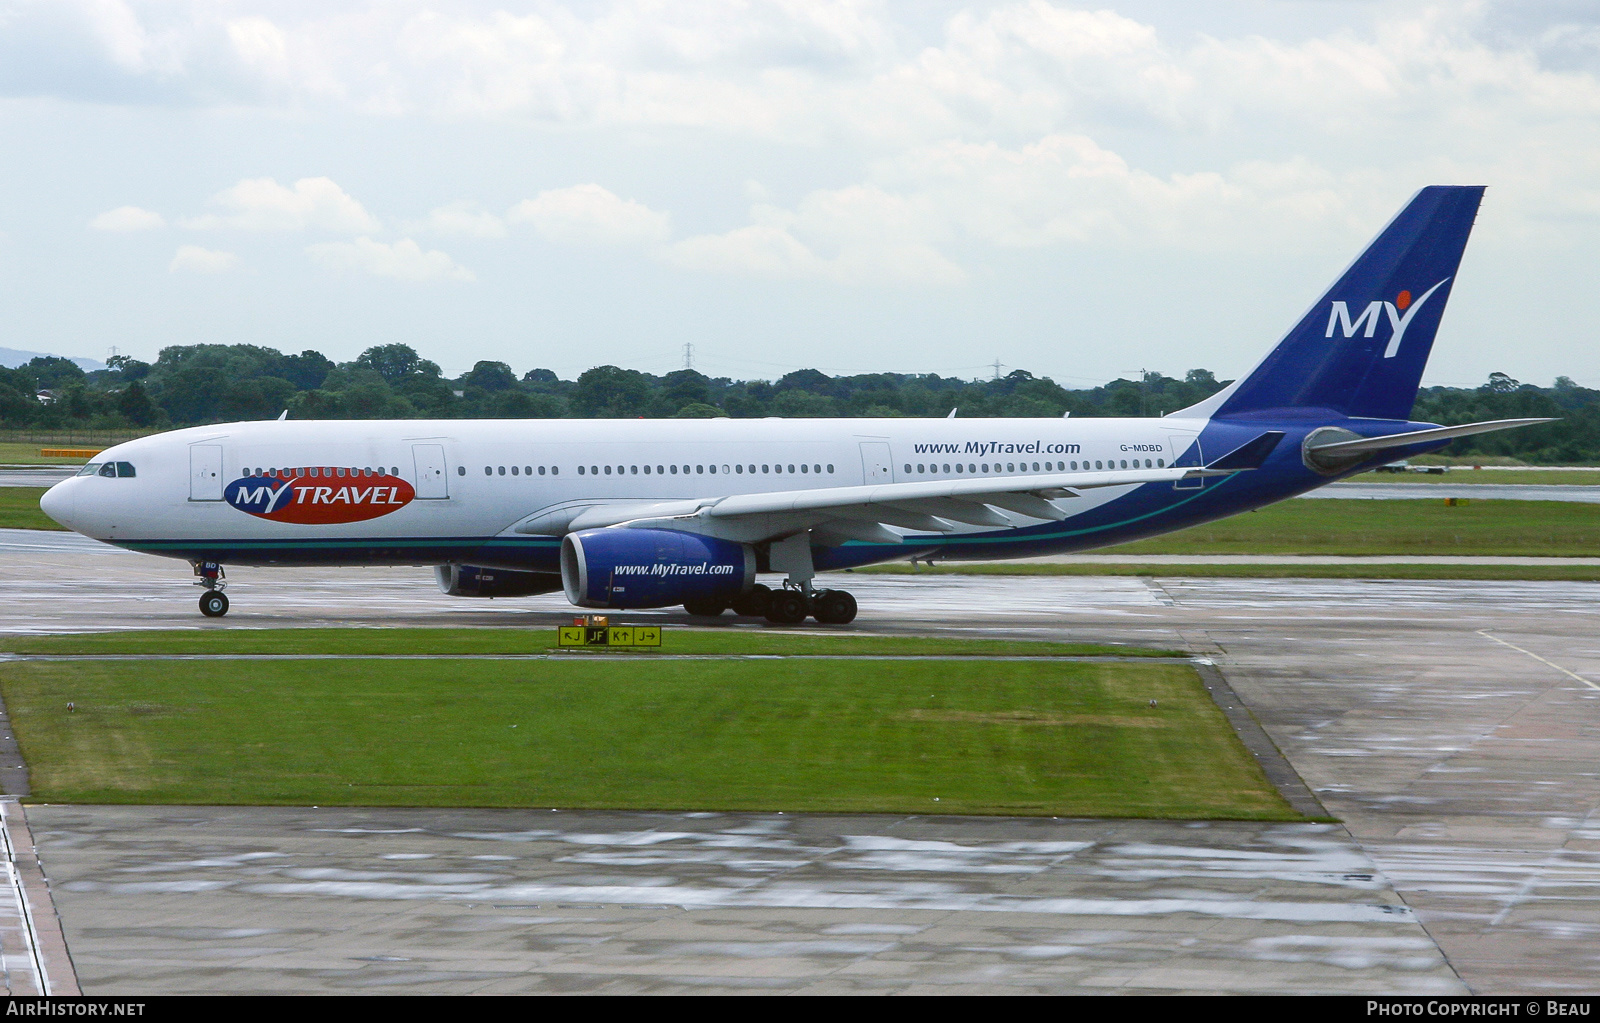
[225, 471, 415, 524]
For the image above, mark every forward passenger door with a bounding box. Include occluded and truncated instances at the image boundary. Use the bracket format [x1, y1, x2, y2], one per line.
[412, 444, 449, 499]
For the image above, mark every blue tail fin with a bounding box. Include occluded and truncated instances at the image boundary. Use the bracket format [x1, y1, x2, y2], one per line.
[1210, 185, 1484, 421]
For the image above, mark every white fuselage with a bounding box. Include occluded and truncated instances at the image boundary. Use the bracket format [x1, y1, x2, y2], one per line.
[44, 416, 1201, 559]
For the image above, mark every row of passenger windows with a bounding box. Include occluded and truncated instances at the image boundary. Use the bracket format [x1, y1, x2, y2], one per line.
[246, 466, 397, 479]
[467, 463, 835, 477]
[904, 458, 1165, 474]
[464, 465, 560, 476]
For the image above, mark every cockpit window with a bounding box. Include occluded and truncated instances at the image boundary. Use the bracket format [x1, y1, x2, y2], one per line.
[98, 463, 117, 477]
[77, 462, 102, 477]
[87, 462, 136, 478]
[115, 461, 136, 478]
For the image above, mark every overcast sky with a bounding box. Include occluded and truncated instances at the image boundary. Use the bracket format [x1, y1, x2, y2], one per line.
[1, 0, 1597, 388]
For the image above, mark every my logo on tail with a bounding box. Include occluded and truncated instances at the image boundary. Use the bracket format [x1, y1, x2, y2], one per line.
[1324, 277, 1450, 358]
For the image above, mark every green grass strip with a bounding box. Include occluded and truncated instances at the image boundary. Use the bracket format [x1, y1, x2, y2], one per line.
[0, 488, 63, 531]
[0, 657, 1296, 819]
[1107, 499, 1600, 557]
[0, 627, 1182, 658]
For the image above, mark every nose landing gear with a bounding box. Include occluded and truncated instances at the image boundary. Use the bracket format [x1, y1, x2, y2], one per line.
[193, 561, 229, 617]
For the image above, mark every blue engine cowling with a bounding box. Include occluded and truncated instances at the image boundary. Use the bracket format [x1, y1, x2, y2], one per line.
[436, 564, 564, 598]
[561, 528, 756, 609]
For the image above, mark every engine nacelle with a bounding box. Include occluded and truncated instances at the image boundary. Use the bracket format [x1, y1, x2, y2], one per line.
[435, 564, 564, 598]
[562, 528, 755, 609]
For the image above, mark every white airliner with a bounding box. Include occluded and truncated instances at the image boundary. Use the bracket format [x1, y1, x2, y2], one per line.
[39, 186, 1545, 624]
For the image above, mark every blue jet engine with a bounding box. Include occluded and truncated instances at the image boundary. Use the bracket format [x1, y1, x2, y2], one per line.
[562, 528, 756, 609]
[436, 564, 564, 598]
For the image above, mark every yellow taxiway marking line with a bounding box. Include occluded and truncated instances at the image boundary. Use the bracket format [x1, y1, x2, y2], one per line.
[1478, 629, 1600, 692]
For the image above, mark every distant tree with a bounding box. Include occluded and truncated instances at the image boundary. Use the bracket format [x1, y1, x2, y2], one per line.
[116, 380, 157, 425]
[355, 344, 430, 384]
[280, 350, 335, 391]
[674, 402, 725, 418]
[461, 360, 518, 392]
[25, 356, 86, 391]
[776, 369, 837, 396]
[572, 366, 652, 417]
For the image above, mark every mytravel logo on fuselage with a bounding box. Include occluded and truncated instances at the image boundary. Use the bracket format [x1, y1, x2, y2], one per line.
[224, 469, 415, 524]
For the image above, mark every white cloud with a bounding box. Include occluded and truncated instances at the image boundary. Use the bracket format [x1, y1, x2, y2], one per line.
[508, 184, 670, 246]
[168, 245, 236, 273]
[91, 205, 165, 231]
[306, 237, 474, 282]
[186, 176, 380, 233]
[406, 201, 506, 239]
[663, 185, 966, 285]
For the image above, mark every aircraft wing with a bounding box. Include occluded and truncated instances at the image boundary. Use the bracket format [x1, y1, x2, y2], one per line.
[511, 431, 1282, 545]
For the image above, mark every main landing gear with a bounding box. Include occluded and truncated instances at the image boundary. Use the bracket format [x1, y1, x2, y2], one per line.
[684, 583, 859, 625]
[682, 531, 858, 625]
[193, 561, 229, 617]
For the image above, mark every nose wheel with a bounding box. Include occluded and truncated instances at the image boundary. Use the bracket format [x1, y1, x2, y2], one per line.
[199, 590, 230, 617]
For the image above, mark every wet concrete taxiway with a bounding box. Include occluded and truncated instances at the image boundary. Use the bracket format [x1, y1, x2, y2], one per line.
[1, 529, 1598, 993]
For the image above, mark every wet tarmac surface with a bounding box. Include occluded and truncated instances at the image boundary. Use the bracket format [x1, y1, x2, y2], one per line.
[1309, 483, 1600, 502]
[1, 530, 1598, 993]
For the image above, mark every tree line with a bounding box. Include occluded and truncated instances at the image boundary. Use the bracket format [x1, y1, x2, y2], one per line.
[1, 343, 1594, 463]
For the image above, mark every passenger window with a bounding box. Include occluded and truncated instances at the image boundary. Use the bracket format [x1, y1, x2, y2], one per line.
[578, 466, 586, 474]
[604, 465, 612, 475]
[941, 464, 949, 473]
[631, 466, 638, 474]
[905, 464, 912, 473]
[552, 466, 559, 475]
[657, 465, 664, 474]
[763, 465, 769, 473]
[956, 464, 963, 473]
[696, 465, 704, 474]
[827, 464, 834, 473]
[116, 461, 136, 478]
[538, 466, 546, 475]
[709, 465, 716, 474]
[458, 466, 466, 475]
[1157, 459, 1165, 468]
[670, 465, 677, 474]
[748, 465, 755, 474]
[592, 466, 599, 475]
[800, 464, 807, 473]
[788, 464, 795, 473]
[735, 464, 743, 474]
[392, 467, 399, 476]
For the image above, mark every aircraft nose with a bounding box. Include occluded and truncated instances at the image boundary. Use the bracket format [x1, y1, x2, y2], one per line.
[39, 478, 77, 530]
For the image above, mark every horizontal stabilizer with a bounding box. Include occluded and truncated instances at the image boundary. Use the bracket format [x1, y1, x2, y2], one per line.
[1206, 431, 1285, 472]
[1305, 418, 1554, 456]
